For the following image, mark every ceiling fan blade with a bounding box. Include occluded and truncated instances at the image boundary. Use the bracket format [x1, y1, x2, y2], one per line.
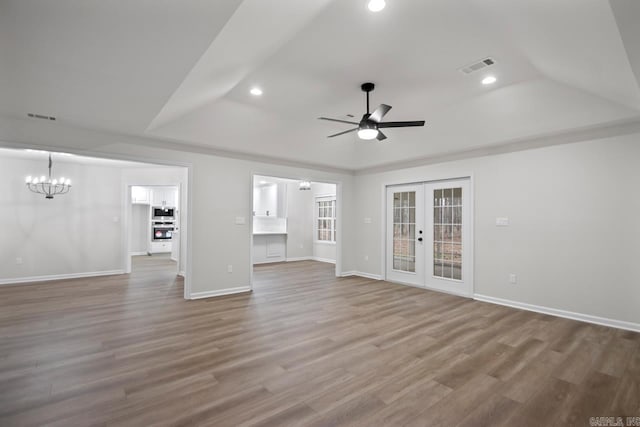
[376, 131, 387, 141]
[369, 104, 392, 123]
[327, 128, 358, 138]
[318, 117, 359, 125]
[377, 120, 425, 128]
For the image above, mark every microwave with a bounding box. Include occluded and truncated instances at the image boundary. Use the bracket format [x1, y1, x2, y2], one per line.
[152, 206, 175, 220]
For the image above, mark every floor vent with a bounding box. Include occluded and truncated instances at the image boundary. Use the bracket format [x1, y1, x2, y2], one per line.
[27, 113, 56, 121]
[459, 57, 495, 75]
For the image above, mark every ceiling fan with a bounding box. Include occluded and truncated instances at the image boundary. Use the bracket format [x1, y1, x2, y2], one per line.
[319, 82, 425, 141]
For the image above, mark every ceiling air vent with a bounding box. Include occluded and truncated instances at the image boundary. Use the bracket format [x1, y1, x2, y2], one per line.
[459, 57, 495, 75]
[27, 113, 56, 121]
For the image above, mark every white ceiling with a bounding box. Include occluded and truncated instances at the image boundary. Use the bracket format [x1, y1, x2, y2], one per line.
[1, 0, 639, 172]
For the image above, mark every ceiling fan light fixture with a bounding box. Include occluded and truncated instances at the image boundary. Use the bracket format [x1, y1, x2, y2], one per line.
[358, 128, 379, 140]
[368, 0, 386, 12]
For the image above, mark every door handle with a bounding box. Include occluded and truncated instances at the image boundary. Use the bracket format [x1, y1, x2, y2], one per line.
[418, 237, 423, 242]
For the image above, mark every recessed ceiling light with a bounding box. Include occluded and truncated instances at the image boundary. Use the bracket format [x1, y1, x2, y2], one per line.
[259, 180, 267, 185]
[368, 0, 385, 12]
[482, 76, 497, 85]
[250, 87, 263, 96]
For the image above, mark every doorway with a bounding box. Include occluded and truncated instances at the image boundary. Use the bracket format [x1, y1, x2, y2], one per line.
[128, 185, 180, 276]
[250, 174, 342, 286]
[386, 178, 473, 297]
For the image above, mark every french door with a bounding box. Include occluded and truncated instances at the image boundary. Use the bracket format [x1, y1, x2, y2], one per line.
[386, 179, 472, 297]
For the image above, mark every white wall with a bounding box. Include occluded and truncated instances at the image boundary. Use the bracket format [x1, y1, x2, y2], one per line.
[0, 116, 356, 296]
[354, 134, 640, 325]
[130, 204, 149, 254]
[0, 156, 123, 281]
[312, 182, 337, 263]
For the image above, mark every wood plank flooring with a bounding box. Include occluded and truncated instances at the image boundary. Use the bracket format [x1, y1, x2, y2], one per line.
[0, 258, 638, 426]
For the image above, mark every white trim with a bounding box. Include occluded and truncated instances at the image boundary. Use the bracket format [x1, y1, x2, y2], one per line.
[341, 271, 383, 280]
[281, 256, 337, 264]
[474, 294, 640, 333]
[0, 270, 126, 286]
[130, 251, 148, 256]
[190, 286, 252, 300]
[178, 270, 186, 277]
[312, 257, 336, 264]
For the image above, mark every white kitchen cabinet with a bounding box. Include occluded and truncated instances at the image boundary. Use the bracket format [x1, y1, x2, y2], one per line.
[150, 241, 172, 254]
[131, 186, 150, 204]
[253, 182, 287, 217]
[151, 187, 178, 207]
[252, 234, 286, 264]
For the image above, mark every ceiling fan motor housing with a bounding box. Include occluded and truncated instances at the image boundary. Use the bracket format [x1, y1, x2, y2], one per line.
[361, 82, 375, 92]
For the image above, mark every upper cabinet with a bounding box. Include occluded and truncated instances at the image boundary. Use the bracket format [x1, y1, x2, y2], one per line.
[133, 186, 178, 207]
[254, 184, 277, 217]
[131, 186, 150, 204]
[253, 182, 287, 217]
[151, 187, 178, 207]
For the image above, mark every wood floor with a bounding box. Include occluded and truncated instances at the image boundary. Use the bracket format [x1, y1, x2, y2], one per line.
[0, 258, 638, 426]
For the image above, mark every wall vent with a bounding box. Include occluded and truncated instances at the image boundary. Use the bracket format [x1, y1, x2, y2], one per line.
[459, 57, 495, 75]
[27, 113, 56, 121]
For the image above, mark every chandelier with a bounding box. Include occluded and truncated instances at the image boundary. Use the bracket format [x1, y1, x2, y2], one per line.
[299, 180, 311, 191]
[25, 153, 72, 199]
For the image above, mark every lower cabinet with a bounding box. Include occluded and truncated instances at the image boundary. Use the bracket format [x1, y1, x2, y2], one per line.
[253, 234, 286, 264]
[150, 241, 172, 254]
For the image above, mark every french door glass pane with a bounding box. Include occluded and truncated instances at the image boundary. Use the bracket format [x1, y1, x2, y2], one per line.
[392, 191, 416, 273]
[433, 187, 463, 280]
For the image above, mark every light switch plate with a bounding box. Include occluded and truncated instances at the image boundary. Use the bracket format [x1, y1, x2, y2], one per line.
[496, 217, 509, 226]
[364, 217, 372, 224]
[235, 216, 246, 225]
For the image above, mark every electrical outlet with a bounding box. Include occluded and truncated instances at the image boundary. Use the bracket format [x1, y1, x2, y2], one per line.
[509, 274, 517, 284]
[16, 257, 23, 265]
[227, 264, 233, 273]
[299, 244, 304, 249]
[364, 255, 369, 261]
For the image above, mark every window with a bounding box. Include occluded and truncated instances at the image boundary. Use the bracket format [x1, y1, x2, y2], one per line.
[316, 197, 336, 242]
[433, 187, 462, 280]
[392, 191, 416, 272]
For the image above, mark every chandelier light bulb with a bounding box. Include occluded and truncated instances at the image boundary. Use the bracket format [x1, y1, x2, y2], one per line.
[40, 175, 46, 182]
[25, 176, 32, 183]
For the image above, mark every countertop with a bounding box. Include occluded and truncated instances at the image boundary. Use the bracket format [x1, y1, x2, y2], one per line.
[253, 232, 287, 235]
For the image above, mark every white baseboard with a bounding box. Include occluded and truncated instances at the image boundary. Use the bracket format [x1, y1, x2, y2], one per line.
[286, 256, 312, 262]
[312, 256, 336, 264]
[254, 258, 286, 265]
[130, 251, 148, 256]
[474, 294, 640, 333]
[341, 271, 383, 280]
[190, 286, 251, 300]
[0, 269, 126, 286]
[285, 256, 336, 264]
